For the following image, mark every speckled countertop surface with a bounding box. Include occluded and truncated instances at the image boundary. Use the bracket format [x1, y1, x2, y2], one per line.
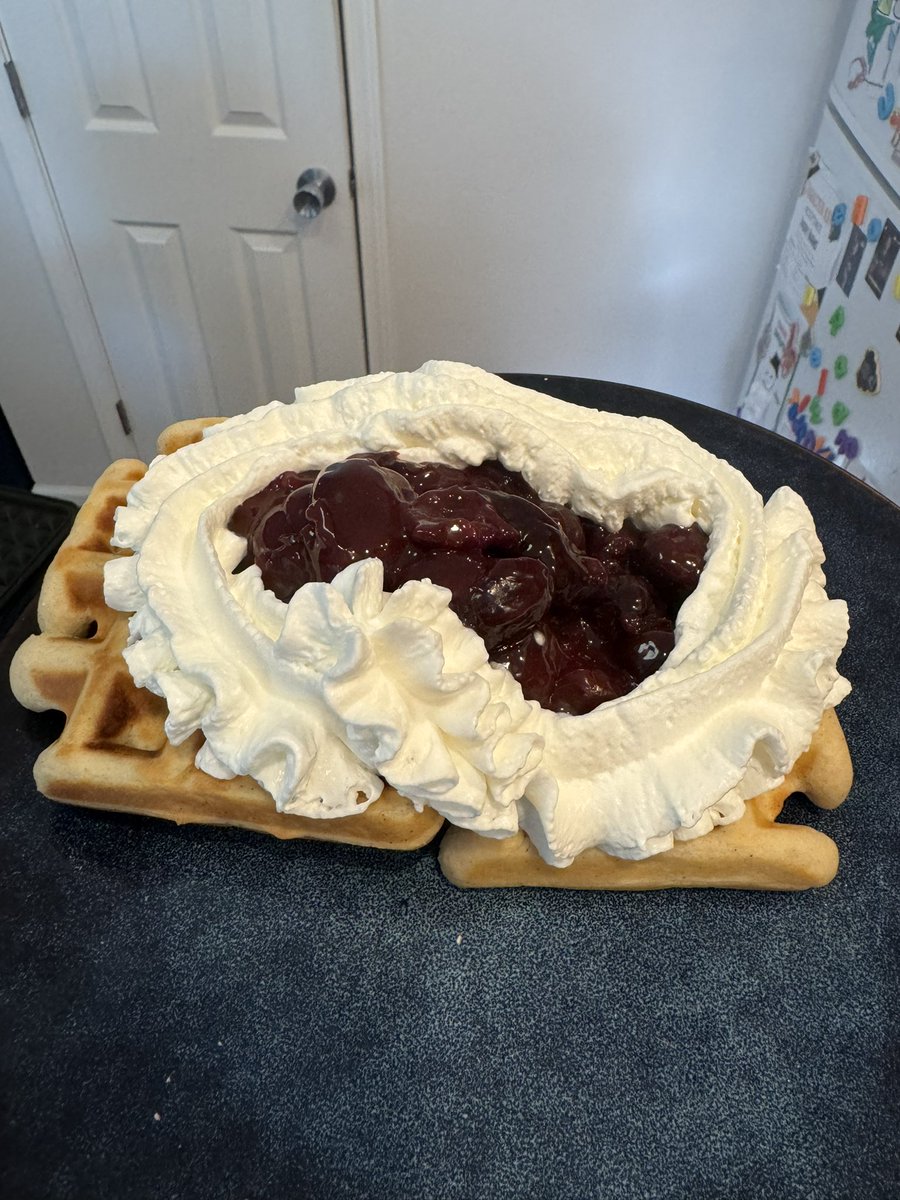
[2, 378, 898, 1200]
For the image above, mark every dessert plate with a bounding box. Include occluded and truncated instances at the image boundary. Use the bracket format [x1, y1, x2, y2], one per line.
[1, 377, 896, 1200]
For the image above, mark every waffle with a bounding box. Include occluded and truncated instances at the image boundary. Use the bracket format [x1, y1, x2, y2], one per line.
[439, 706, 852, 890]
[11, 418, 852, 887]
[9, 429, 444, 851]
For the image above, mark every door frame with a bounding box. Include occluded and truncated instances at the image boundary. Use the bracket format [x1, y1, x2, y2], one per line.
[0, 17, 138, 474]
[340, 1, 396, 373]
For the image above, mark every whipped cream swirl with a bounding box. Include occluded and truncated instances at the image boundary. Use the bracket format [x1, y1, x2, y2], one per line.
[104, 362, 850, 865]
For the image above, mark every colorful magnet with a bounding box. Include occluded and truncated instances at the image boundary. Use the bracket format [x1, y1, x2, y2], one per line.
[852, 195, 869, 225]
[856, 348, 881, 393]
[832, 400, 851, 425]
[797, 393, 811, 413]
[867, 217, 884, 242]
[817, 368, 829, 396]
[837, 225, 867, 295]
[878, 82, 896, 119]
[832, 203, 848, 227]
[834, 354, 849, 378]
[809, 397, 824, 424]
[802, 284, 818, 308]
[829, 306, 846, 334]
[835, 429, 860, 460]
[809, 346, 823, 368]
[894, 273, 900, 299]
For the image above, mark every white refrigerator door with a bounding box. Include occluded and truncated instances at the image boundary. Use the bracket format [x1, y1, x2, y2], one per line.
[739, 109, 900, 505]
[830, 0, 900, 186]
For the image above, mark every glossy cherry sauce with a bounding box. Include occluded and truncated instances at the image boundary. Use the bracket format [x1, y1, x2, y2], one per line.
[229, 453, 708, 715]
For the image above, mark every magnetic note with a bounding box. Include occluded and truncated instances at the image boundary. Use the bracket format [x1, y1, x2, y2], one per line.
[739, 295, 798, 424]
[865, 218, 900, 298]
[780, 158, 842, 298]
[837, 224, 867, 295]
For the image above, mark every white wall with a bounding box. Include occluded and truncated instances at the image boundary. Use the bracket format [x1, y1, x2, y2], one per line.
[355, 1, 853, 411]
[0, 2, 854, 498]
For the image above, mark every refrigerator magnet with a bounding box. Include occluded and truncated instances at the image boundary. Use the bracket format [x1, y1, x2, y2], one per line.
[865, 219, 900, 298]
[835, 428, 860, 462]
[856, 348, 881, 394]
[837, 224, 868, 295]
[832, 401, 851, 426]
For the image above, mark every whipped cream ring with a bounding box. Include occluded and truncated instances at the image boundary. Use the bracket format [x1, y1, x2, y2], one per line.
[104, 362, 850, 866]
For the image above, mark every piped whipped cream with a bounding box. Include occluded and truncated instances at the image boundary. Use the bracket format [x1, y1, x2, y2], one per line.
[104, 362, 850, 866]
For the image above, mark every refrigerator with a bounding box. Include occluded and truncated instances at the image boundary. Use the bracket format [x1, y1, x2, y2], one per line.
[738, 0, 900, 506]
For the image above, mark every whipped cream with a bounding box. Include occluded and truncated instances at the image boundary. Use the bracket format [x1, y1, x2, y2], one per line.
[104, 362, 850, 866]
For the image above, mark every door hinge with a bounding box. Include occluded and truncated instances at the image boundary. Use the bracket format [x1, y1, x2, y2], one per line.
[115, 399, 133, 437]
[4, 59, 30, 120]
[348, 167, 357, 201]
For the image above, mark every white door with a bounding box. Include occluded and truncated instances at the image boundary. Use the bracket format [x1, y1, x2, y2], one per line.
[1, 0, 365, 462]
[343, 2, 850, 414]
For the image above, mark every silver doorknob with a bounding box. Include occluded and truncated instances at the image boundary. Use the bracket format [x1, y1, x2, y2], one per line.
[293, 169, 336, 219]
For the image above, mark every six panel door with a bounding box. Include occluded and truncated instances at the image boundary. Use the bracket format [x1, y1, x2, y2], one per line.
[1, 0, 365, 460]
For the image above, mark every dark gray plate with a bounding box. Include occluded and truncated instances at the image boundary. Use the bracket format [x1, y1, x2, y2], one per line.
[2, 378, 898, 1200]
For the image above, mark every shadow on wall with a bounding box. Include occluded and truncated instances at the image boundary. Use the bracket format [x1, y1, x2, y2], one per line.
[0, 404, 33, 489]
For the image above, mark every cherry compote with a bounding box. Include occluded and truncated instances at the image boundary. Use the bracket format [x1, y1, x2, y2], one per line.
[229, 453, 708, 715]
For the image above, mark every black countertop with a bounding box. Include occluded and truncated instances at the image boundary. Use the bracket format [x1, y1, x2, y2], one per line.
[2, 377, 898, 1200]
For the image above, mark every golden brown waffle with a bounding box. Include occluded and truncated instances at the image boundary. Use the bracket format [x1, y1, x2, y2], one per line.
[11, 416, 852, 887]
[9, 426, 443, 850]
[439, 707, 853, 890]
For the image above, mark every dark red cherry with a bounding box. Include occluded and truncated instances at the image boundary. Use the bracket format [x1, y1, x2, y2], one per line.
[469, 557, 554, 649]
[639, 524, 708, 597]
[584, 519, 643, 570]
[546, 612, 617, 670]
[385, 456, 472, 494]
[395, 549, 489, 629]
[543, 500, 587, 552]
[257, 538, 316, 602]
[606, 574, 666, 634]
[623, 628, 676, 679]
[307, 458, 414, 585]
[479, 491, 586, 595]
[491, 624, 568, 709]
[258, 507, 294, 552]
[404, 487, 519, 552]
[282, 484, 314, 530]
[230, 470, 316, 542]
